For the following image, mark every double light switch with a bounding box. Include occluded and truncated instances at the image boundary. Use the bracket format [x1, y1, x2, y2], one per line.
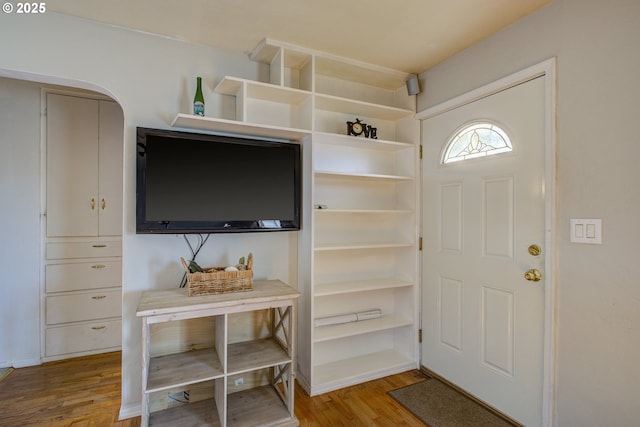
[570, 218, 602, 244]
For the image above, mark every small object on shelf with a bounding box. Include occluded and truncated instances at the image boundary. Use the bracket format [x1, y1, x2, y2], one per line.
[356, 309, 382, 321]
[366, 126, 378, 139]
[314, 309, 382, 327]
[346, 118, 378, 139]
[347, 118, 365, 136]
[180, 253, 253, 296]
[314, 204, 328, 210]
[188, 259, 204, 273]
[236, 256, 247, 270]
[315, 313, 357, 327]
[193, 76, 205, 116]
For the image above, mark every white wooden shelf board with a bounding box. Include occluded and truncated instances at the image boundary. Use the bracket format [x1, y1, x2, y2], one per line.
[149, 397, 221, 427]
[171, 114, 311, 142]
[312, 350, 415, 390]
[214, 76, 244, 95]
[227, 385, 297, 427]
[227, 338, 291, 375]
[250, 39, 409, 90]
[314, 242, 413, 252]
[249, 39, 312, 70]
[282, 50, 313, 71]
[313, 314, 412, 343]
[148, 387, 296, 427]
[146, 347, 223, 393]
[216, 76, 311, 104]
[314, 56, 409, 91]
[313, 209, 413, 215]
[314, 278, 414, 297]
[315, 94, 413, 121]
[314, 170, 413, 182]
[247, 82, 311, 104]
[313, 132, 414, 151]
[248, 40, 281, 64]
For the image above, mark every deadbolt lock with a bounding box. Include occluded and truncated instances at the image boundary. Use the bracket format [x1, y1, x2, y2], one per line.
[528, 244, 542, 256]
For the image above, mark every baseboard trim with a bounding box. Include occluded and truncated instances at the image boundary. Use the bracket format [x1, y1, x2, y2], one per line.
[419, 366, 523, 427]
[119, 403, 141, 421]
[295, 371, 311, 396]
[12, 357, 42, 368]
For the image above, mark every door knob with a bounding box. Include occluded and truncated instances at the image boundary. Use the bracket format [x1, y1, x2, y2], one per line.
[524, 269, 542, 282]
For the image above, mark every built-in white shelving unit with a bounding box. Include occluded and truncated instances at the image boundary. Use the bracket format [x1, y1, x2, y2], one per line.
[169, 38, 419, 396]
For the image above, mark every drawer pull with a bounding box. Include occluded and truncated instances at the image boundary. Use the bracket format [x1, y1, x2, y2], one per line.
[92, 295, 107, 300]
[91, 264, 107, 269]
[92, 244, 107, 248]
[91, 326, 106, 330]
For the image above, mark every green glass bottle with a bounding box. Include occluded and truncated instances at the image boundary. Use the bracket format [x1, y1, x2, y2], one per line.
[193, 76, 205, 116]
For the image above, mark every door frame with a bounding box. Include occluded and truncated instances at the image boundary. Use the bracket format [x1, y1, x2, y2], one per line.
[416, 58, 557, 426]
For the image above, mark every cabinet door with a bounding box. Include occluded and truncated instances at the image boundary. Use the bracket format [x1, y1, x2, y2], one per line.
[98, 100, 123, 236]
[46, 94, 99, 237]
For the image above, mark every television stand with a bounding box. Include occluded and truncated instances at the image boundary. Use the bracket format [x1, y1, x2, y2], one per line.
[136, 280, 300, 426]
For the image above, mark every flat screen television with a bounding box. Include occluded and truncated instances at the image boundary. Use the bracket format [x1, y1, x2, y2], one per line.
[136, 127, 301, 233]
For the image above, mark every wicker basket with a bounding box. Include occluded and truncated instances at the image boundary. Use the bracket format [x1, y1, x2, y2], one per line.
[180, 253, 253, 296]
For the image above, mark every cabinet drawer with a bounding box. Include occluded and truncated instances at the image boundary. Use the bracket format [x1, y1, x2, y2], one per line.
[46, 290, 121, 325]
[47, 241, 122, 259]
[46, 261, 122, 293]
[45, 319, 121, 357]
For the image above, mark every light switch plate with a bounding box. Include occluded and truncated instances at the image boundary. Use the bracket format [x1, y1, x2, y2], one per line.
[570, 218, 602, 244]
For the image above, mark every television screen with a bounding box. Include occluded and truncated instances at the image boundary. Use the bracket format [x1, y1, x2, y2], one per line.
[136, 127, 301, 233]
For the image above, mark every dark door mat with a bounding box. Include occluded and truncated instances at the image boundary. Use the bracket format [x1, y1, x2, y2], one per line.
[388, 378, 516, 427]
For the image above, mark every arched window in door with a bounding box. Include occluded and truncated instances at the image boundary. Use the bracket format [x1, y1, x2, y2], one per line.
[442, 121, 512, 164]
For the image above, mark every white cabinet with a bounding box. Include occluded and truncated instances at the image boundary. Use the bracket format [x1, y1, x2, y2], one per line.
[43, 93, 123, 360]
[136, 280, 299, 427]
[43, 240, 123, 359]
[169, 39, 419, 396]
[46, 93, 122, 237]
[97, 100, 124, 236]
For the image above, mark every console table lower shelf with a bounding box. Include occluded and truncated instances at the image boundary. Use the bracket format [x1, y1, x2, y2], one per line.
[136, 279, 300, 427]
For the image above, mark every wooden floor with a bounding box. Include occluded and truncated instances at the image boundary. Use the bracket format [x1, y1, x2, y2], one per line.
[0, 351, 427, 426]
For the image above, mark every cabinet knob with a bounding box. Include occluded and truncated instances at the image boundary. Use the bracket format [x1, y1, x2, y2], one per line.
[101, 198, 106, 210]
[90, 198, 95, 210]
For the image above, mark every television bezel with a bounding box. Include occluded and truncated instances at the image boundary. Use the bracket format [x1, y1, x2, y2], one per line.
[136, 127, 302, 234]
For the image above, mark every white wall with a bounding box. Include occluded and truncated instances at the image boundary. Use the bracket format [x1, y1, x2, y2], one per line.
[417, 0, 640, 425]
[0, 12, 296, 415]
[0, 78, 42, 368]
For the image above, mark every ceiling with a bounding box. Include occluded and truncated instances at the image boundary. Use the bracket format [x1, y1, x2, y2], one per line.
[47, 0, 551, 73]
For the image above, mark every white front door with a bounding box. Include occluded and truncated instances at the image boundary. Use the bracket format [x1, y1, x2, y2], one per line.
[421, 76, 546, 426]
